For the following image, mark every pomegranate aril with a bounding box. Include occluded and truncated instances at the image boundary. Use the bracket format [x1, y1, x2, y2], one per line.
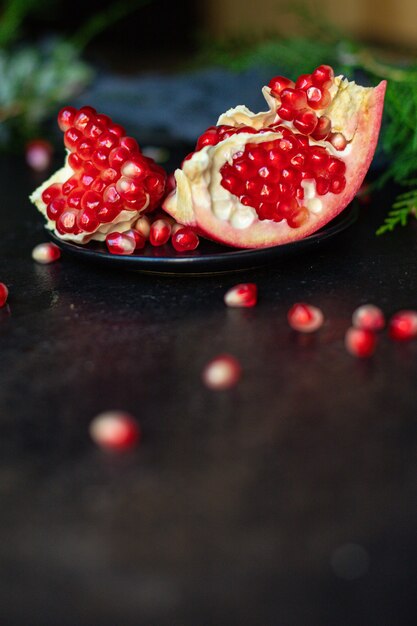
[316, 176, 330, 195]
[68, 152, 83, 171]
[103, 184, 122, 205]
[90, 411, 141, 451]
[62, 176, 79, 196]
[149, 219, 171, 246]
[281, 88, 308, 111]
[121, 157, 148, 180]
[312, 65, 334, 89]
[295, 73, 313, 90]
[119, 136, 139, 153]
[124, 229, 146, 250]
[97, 204, 119, 223]
[311, 115, 331, 141]
[329, 132, 348, 151]
[134, 215, 151, 239]
[73, 107, 95, 131]
[268, 75, 295, 95]
[224, 283, 257, 308]
[306, 86, 331, 110]
[330, 176, 346, 194]
[0, 282, 9, 307]
[222, 174, 244, 195]
[277, 106, 295, 121]
[202, 354, 242, 390]
[77, 138, 94, 160]
[108, 146, 130, 169]
[91, 179, 107, 193]
[105, 232, 136, 255]
[64, 127, 83, 150]
[108, 123, 126, 137]
[84, 121, 104, 141]
[116, 176, 145, 202]
[56, 209, 78, 234]
[76, 208, 99, 232]
[287, 303, 324, 332]
[57, 106, 77, 131]
[389, 310, 417, 341]
[293, 109, 318, 135]
[352, 304, 385, 332]
[287, 206, 309, 228]
[91, 149, 110, 170]
[101, 167, 118, 183]
[66, 188, 84, 208]
[80, 190, 102, 211]
[95, 113, 111, 128]
[26, 139, 52, 172]
[328, 157, 346, 177]
[345, 327, 377, 358]
[41, 183, 62, 204]
[46, 198, 65, 220]
[171, 227, 199, 252]
[196, 128, 219, 150]
[145, 173, 165, 198]
[309, 146, 329, 171]
[32, 242, 61, 264]
[96, 132, 119, 151]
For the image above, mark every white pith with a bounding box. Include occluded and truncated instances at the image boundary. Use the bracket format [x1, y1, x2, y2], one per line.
[165, 75, 366, 234]
[30, 155, 151, 244]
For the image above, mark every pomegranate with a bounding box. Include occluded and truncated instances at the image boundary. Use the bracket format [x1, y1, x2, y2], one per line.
[163, 66, 386, 248]
[30, 106, 166, 244]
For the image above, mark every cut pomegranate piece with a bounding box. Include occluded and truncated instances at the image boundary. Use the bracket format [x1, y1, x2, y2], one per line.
[0, 282, 8, 307]
[30, 106, 166, 244]
[164, 67, 386, 248]
[202, 354, 242, 390]
[224, 283, 258, 308]
[90, 411, 141, 451]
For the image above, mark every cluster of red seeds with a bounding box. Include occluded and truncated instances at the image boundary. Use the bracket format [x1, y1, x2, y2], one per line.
[41, 106, 166, 236]
[104, 214, 200, 255]
[188, 65, 348, 227]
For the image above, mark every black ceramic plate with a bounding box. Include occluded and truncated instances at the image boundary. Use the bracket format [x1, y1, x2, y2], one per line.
[49, 203, 358, 275]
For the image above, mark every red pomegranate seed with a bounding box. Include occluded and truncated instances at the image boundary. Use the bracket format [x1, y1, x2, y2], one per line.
[196, 128, 220, 150]
[268, 76, 295, 95]
[224, 283, 258, 308]
[134, 215, 151, 239]
[41, 183, 62, 204]
[105, 232, 136, 255]
[280, 88, 308, 111]
[124, 229, 146, 250]
[329, 132, 348, 151]
[171, 227, 199, 252]
[312, 65, 334, 89]
[25, 139, 52, 172]
[64, 127, 83, 150]
[352, 304, 385, 332]
[32, 242, 61, 264]
[345, 327, 377, 357]
[97, 204, 119, 223]
[311, 115, 331, 141]
[121, 156, 148, 180]
[293, 109, 318, 135]
[295, 73, 313, 90]
[149, 219, 171, 246]
[287, 303, 324, 332]
[389, 310, 417, 341]
[76, 208, 100, 233]
[202, 354, 242, 390]
[46, 198, 65, 220]
[89, 411, 141, 451]
[287, 206, 309, 228]
[0, 282, 8, 307]
[57, 106, 77, 131]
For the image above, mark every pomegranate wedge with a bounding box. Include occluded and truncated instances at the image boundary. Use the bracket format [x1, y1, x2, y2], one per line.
[164, 67, 386, 248]
[30, 106, 166, 244]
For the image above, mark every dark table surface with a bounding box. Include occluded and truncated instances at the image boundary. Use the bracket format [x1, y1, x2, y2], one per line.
[1, 153, 416, 626]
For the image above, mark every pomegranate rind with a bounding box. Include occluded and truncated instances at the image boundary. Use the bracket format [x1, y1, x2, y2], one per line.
[164, 79, 386, 249]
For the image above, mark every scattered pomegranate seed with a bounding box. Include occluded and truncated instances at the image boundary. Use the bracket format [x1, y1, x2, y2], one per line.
[345, 327, 377, 357]
[202, 354, 242, 390]
[171, 227, 200, 252]
[89, 411, 141, 451]
[32, 242, 61, 264]
[149, 218, 171, 246]
[0, 282, 8, 307]
[287, 303, 324, 332]
[224, 283, 258, 308]
[389, 310, 417, 341]
[105, 232, 136, 255]
[352, 304, 385, 332]
[124, 228, 146, 250]
[25, 139, 53, 172]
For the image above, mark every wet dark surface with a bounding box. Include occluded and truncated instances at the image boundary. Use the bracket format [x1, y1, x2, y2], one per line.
[1, 154, 416, 625]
